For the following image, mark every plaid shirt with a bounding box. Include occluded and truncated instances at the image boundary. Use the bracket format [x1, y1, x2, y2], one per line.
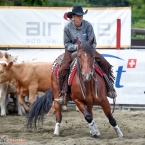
[64, 20, 97, 51]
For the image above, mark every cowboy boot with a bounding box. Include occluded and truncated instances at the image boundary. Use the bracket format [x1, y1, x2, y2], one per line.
[55, 73, 68, 105]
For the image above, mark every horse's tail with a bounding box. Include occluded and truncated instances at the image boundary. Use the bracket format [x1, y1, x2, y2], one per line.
[27, 89, 54, 128]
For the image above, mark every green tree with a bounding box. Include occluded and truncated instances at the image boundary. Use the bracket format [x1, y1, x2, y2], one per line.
[46, 0, 90, 7]
[0, 0, 91, 7]
[21, 0, 48, 6]
[0, 0, 47, 6]
[0, 0, 14, 5]
[89, 0, 129, 7]
[20, 0, 90, 6]
[127, 0, 145, 19]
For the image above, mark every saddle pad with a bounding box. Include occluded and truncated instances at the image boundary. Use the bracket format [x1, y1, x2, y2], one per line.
[68, 59, 77, 86]
[52, 53, 64, 77]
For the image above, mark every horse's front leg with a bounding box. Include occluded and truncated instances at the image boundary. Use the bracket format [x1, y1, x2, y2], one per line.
[74, 99, 98, 138]
[101, 99, 123, 137]
[87, 105, 101, 136]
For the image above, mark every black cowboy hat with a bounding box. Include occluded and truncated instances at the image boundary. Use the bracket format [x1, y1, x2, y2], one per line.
[67, 5, 88, 18]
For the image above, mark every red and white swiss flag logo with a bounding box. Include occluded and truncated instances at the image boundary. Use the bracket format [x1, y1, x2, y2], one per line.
[127, 59, 137, 68]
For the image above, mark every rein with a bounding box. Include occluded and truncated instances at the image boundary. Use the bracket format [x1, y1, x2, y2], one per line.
[77, 54, 86, 99]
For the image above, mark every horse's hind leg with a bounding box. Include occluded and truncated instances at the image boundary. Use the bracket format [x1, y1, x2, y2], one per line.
[74, 100, 98, 138]
[87, 106, 101, 136]
[101, 100, 123, 137]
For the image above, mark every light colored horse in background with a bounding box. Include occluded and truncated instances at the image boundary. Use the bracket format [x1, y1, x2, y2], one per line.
[0, 52, 25, 116]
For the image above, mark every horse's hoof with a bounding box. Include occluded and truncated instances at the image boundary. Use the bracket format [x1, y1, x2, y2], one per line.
[54, 132, 60, 136]
[118, 134, 123, 138]
[97, 132, 101, 136]
[92, 134, 98, 138]
[1, 113, 6, 116]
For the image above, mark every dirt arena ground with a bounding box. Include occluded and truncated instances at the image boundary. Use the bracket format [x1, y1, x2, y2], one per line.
[0, 107, 145, 145]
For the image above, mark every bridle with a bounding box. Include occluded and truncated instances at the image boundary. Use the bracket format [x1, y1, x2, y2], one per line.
[76, 47, 99, 99]
[77, 49, 95, 80]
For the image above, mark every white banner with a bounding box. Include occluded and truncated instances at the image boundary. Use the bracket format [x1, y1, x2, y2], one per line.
[1, 49, 145, 105]
[0, 7, 131, 48]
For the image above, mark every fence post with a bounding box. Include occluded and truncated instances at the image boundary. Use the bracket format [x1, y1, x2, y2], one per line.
[116, 19, 121, 50]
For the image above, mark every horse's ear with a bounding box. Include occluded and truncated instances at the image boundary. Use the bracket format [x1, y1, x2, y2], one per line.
[14, 55, 18, 61]
[0, 51, 3, 58]
[76, 37, 81, 45]
[89, 38, 94, 45]
[4, 52, 9, 59]
[7, 62, 13, 69]
[76, 38, 81, 50]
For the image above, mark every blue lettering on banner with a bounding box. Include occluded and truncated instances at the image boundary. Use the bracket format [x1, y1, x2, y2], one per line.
[116, 66, 126, 88]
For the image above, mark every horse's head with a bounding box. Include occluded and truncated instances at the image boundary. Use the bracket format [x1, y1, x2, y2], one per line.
[77, 39, 95, 82]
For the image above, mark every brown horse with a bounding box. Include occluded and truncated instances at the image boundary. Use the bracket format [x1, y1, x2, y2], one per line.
[27, 39, 123, 138]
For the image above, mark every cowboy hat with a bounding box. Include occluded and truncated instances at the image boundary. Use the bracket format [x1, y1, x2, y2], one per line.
[67, 5, 88, 18]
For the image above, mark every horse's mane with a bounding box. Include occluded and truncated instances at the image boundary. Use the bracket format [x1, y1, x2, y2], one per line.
[80, 41, 94, 56]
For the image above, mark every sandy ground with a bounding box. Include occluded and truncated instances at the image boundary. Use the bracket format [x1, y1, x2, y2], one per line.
[0, 107, 145, 145]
